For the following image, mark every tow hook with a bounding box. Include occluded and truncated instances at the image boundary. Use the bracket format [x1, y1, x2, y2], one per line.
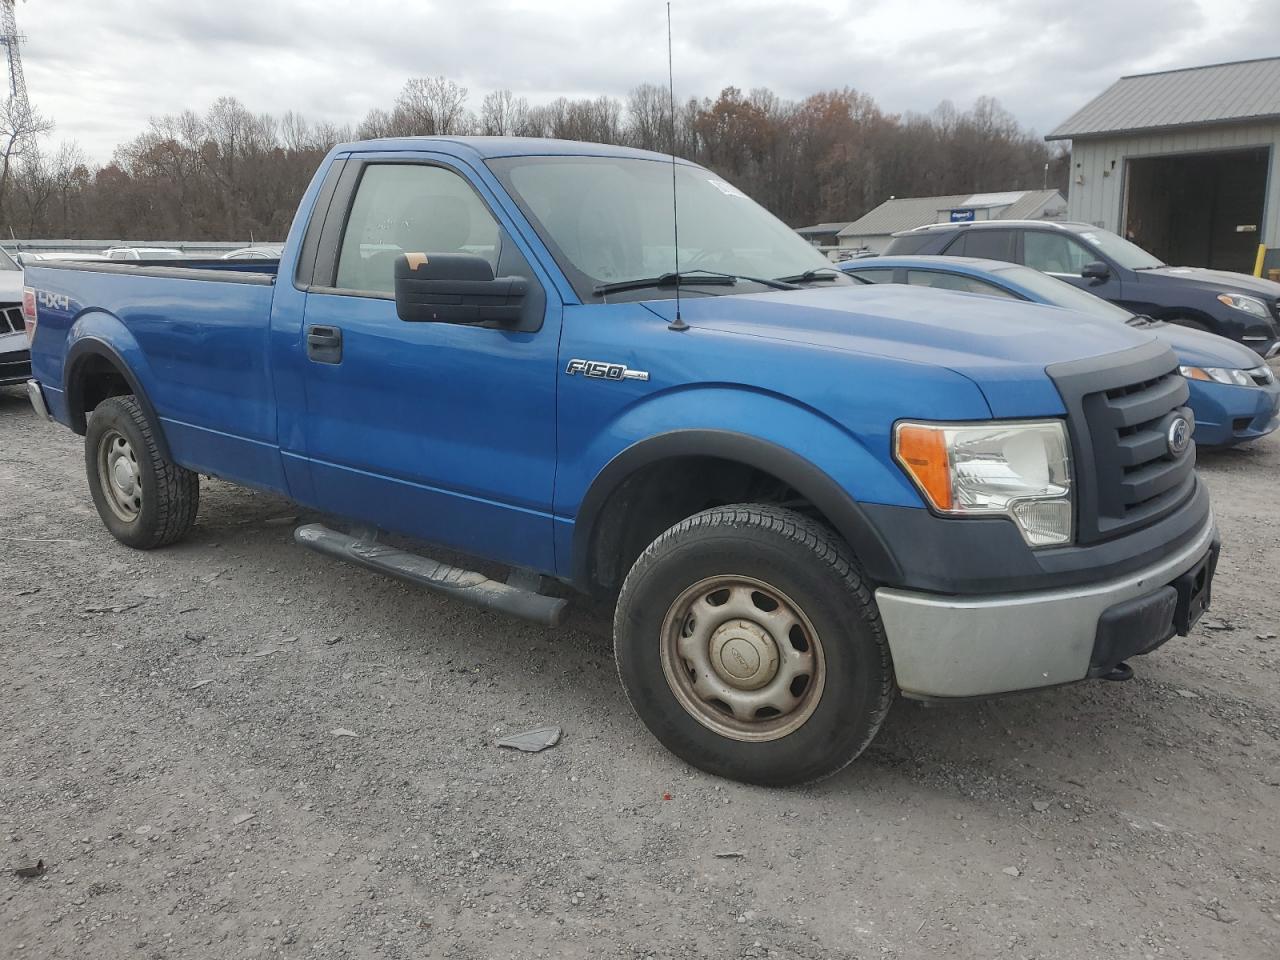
[1102, 662, 1134, 682]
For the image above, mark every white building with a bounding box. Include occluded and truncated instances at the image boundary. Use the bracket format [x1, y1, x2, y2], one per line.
[1047, 56, 1280, 278]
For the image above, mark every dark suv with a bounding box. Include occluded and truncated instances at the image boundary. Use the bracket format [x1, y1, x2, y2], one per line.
[886, 220, 1280, 357]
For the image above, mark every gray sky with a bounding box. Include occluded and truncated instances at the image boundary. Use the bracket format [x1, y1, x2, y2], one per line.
[15, 0, 1271, 162]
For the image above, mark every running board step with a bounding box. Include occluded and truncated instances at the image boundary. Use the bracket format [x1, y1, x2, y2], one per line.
[294, 523, 568, 627]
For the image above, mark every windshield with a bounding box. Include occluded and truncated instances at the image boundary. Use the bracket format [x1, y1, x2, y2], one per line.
[1073, 227, 1164, 270]
[488, 155, 840, 300]
[991, 264, 1135, 322]
[0, 247, 18, 271]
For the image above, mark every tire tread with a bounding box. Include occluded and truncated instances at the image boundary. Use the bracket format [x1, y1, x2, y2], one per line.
[614, 503, 895, 784]
[89, 395, 199, 548]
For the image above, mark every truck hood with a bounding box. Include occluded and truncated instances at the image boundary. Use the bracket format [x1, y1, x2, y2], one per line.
[642, 284, 1160, 416]
[1140, 265, 1280, 301]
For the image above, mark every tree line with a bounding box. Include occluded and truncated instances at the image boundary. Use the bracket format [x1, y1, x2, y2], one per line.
[0, 77, 1067, 241]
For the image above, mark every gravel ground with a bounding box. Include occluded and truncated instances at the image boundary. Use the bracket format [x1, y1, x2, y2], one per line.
[2, 385, 1279, 959]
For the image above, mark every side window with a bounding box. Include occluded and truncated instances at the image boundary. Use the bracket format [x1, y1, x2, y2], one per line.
[884, 233, 937, 255]
[905, 270, 1017, 298]
[847, 267, 896, 283]
[1023, 231, 1092, 275]
[334, 164, 501, 295]
[947, 229, 1016, 262]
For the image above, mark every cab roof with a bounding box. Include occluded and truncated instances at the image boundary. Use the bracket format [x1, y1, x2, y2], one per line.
[337, 136, 691, 165]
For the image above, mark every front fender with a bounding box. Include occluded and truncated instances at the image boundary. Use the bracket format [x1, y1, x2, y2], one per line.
[558, 385, 928, 586]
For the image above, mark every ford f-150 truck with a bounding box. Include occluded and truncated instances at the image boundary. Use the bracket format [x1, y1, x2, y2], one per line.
[22, 138, 1219, 786]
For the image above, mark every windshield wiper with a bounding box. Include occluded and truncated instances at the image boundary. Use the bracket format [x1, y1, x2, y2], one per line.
[1126, 314, 1162, 327]
[593, 269, 798, 296]
[774, 267, 843, 284]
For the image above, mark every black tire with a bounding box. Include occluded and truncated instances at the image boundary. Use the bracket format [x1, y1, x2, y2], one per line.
[614, 504, 894, 786]
[84, 395, 199, 549]
[1169, 317, 1212, 333]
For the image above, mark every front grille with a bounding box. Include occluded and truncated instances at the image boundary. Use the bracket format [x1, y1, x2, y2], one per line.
[1048, 341, 1196, 543]
[0, 303, 23, 335]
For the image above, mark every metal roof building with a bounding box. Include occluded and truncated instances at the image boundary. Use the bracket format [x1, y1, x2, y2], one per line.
[835, 190, 1065, 254]
[793, 221, 852, 251]
[1048, 57, 1280, 277]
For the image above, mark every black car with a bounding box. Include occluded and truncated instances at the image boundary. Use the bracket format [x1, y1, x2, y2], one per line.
[886, 220, 1280, 357]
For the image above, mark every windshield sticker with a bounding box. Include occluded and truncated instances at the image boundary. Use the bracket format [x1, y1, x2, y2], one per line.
[707, 179, 748, 198]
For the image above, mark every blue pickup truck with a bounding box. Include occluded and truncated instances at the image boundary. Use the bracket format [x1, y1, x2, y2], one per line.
[22, 137, 1219, 785]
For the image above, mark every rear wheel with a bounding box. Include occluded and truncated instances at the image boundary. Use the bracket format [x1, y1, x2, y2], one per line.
[614, 504, 894, 786]
[85, 395, 199, 548]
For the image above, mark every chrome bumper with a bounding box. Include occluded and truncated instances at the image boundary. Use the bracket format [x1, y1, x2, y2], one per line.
[875, 512, 1218, 699]
[26, 379, 51, 421]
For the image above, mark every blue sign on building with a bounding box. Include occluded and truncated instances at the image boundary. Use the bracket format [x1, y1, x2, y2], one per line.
[949, 209, 976, 222]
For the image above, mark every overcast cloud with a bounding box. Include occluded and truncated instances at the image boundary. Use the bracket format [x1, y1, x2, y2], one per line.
[14, 0, 1272, 162]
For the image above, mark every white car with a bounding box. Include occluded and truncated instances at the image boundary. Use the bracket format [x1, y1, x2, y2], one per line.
[14, 251, 109, 266]
[1, 247, 29, 387]
[221, 245, 284, 260]
[103, 246, 185, 261]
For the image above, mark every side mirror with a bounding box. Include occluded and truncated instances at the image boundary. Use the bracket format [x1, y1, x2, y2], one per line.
[1081, 260, 1111, 282]
[394, 253, 527, 325]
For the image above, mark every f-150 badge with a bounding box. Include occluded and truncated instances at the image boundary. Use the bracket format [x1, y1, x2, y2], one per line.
[564, 359, 649, 382]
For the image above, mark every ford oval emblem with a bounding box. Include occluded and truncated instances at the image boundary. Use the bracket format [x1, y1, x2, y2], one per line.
[1167, 416, 1191, 456]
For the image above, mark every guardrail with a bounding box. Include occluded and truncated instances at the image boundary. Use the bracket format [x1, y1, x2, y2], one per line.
[1, 239, 283, 256]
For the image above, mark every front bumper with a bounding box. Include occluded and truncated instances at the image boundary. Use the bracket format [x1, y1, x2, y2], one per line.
[1186, 378, 1280, 447]
[875, 511, 1218, 699]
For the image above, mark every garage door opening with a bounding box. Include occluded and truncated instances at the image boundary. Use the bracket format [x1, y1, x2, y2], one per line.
[1123, 147, 1269, 273]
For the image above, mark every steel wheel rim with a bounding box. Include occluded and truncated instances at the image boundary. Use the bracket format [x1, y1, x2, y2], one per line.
[659, 575, 826, 742]
[97, 429, 142, 522]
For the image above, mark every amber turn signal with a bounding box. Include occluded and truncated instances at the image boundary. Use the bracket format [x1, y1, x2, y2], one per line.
[894, 423, 952, 511]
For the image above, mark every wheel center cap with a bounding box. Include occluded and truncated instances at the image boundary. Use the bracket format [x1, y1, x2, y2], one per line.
[709, 619, 779, 691]
[111, 457, 137, 496]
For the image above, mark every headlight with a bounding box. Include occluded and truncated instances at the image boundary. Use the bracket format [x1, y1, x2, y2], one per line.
[1217, 293, 1270, 318]
[1180, 364, 1261, 386]
[894, 419, 1073, 547]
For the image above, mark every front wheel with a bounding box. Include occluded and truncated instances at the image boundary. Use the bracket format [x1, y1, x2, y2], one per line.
[614, 505, 894, 786]
[84, 395, 199, 549]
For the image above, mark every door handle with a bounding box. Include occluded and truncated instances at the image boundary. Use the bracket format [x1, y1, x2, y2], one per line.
[307, 324, 342, 363]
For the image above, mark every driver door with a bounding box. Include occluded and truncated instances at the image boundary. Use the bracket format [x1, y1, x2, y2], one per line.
[296, 155, 561, 571]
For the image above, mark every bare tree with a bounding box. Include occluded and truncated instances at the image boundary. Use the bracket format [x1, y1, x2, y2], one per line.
[625, 83, 670, 151]
[0, 99, 52, 226]
[480, 89, 530, 136]
[390, 76, 473, 136]
[2, 80, 1065, 240]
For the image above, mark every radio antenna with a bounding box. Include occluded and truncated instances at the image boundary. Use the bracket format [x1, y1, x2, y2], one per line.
[666, 2, 688, 332]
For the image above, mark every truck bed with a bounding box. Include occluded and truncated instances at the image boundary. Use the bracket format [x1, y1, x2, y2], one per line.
[27, 257, 285, 491]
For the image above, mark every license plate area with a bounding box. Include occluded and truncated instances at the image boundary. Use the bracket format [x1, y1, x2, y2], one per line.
[1172, 543, 1218, 635]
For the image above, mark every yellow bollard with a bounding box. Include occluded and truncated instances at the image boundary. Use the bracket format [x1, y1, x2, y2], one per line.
[1254, 243, 1267, 278]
